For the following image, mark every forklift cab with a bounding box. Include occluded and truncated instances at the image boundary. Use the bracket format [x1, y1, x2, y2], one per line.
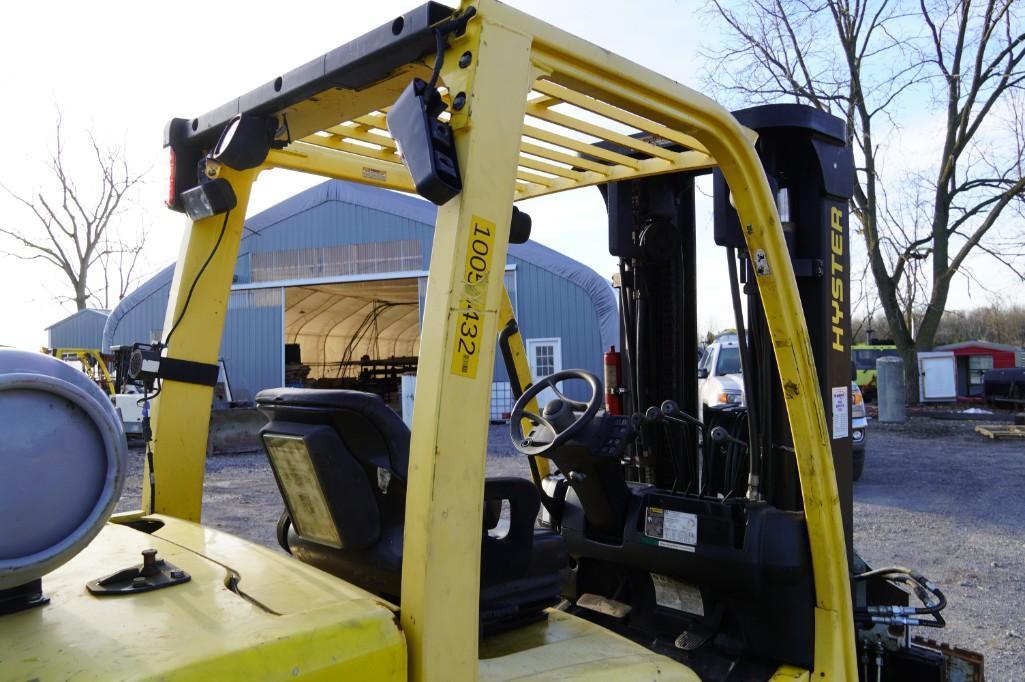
[1, 1, 975, 680]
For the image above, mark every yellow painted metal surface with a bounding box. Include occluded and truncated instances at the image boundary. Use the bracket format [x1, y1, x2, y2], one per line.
[144, 166, 258, 522]
[131, 0, 855, 677]
[0, 518, 405, 680]
[499, 288, 548, 477]
[770, 664, 812, 681]
[480, 610, 699, 681]
[398, 15, 537, 682]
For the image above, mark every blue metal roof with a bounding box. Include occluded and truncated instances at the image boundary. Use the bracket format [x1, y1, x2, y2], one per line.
[45, 308, 109, 331]
[46, 308, 110, 350]
[104, 180, 617, 359]
[244, 179, 437, 234]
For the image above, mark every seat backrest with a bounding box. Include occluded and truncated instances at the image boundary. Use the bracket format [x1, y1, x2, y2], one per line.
[256, 388, 410, 551]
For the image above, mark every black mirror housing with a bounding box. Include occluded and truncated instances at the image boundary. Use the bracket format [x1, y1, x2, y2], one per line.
[387, 78, 462, 205]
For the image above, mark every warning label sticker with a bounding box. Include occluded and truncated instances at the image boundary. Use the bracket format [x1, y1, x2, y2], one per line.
[361, 166, 387, 182]
[832, 385, 849, 439]
[644, 507, 697, 546]
[651, 573, 704, 615]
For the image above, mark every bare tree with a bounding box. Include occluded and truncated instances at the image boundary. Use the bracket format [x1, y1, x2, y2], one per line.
[705, 0, 1025, 397]
[0, 114, 147, 311]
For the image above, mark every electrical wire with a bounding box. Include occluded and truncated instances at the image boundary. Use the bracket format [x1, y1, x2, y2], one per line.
[135, 209, 231, 409]
[426, 28, 445, 93]
[136, 380, 162, 407]
[163, 209, 231, 350]
[425, 7, 477, 94]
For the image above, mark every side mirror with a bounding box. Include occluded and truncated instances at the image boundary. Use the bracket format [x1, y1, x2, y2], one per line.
[697, 367, 709, 379]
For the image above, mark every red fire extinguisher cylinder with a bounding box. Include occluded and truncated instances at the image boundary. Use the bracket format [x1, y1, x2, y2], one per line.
[603, 345, 623, 415]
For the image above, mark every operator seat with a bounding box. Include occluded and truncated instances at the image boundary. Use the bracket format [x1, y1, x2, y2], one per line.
[255, 388, 567, 635]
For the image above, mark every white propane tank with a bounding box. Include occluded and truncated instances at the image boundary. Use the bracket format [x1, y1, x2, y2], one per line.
[0, 349, 127, 590]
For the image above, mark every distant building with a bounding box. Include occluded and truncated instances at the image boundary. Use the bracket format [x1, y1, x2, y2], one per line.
[46, 308, 109, 350]
[933, 340, 1025, 399]
[103, 180, 617, 417]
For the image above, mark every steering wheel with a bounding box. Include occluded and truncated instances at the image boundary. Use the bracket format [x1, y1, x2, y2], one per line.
[509, 369, 602, 457]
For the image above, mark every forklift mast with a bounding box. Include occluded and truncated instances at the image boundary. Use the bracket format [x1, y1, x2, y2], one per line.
[713, 105, 855, 561]
[604, 172, 700, 488]
[608, 104, 855, 558]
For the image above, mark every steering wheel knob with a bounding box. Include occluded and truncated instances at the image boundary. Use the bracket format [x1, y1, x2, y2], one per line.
[509, 369, 603, 457]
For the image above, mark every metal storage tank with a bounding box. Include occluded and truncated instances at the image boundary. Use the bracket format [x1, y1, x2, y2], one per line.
[104, 180, 617, 416]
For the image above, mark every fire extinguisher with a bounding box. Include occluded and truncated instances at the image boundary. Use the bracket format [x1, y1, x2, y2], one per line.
[603, 345, 623, 415]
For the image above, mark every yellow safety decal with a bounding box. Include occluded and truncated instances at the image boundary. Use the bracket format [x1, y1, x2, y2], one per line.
[361, 167, 387, 182]
[451, 215, 496, 378]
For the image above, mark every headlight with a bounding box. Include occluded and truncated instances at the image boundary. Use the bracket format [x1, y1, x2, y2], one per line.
[717, 391, 742, 404]
[851, 384, 865, 417]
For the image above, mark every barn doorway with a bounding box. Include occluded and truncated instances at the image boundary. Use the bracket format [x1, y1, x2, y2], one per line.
[283, 276, 421, 407]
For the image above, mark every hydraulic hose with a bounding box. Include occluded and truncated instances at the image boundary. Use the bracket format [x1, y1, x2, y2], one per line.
[852, 567, 947, 628]
[726, 247, 761, 500]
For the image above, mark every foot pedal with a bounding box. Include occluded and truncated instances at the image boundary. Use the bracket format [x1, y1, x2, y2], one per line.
[674, 603, 724, 651]
[576, 593, 632, 619]
[674, 625, 715, 651]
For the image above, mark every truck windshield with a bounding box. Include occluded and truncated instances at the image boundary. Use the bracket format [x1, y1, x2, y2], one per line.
[716, 347, 742, 375]
[853, 348, 898, 369]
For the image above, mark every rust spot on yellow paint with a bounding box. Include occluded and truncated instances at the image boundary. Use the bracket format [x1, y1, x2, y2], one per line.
[783, 381, 799, 399]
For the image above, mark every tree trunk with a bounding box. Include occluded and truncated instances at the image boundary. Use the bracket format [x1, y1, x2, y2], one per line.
[75, 281, 88, 311]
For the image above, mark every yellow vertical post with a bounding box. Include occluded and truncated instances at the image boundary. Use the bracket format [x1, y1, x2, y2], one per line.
[498, 289, 548, 477]
[399, 13, 535, 682]
[143, 166, 258, 521]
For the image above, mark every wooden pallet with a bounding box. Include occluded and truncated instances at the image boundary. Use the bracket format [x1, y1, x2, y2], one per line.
[974, 423, 1025, 439]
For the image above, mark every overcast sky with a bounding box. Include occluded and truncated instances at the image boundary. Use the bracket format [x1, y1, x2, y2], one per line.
[1, 1, 1021, 351]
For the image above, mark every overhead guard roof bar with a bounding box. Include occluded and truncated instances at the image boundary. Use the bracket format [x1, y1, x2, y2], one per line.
[272, 73, 723, 199]
[270, 83, 722, 199]
[166, 4, 722, 202]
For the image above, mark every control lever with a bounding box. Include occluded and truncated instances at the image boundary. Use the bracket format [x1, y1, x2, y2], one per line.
[709, 426, 749, 450]
[630, 411, 646, 430]
[660, 400, 703, 429]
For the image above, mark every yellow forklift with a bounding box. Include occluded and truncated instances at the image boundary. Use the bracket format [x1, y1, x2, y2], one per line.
[41, 347, 115, 395]
[0, 2, 981, 679]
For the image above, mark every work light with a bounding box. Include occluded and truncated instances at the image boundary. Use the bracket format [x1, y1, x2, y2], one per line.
[180, 178, 237, 221]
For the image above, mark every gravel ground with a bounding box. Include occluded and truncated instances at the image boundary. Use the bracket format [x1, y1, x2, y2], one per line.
[852, 418, 1025, 681]
[117, 418, 1024, 679]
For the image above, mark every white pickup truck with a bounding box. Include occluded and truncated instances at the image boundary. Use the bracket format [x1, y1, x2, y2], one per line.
[699, 340, 868, 480]
[697, 340, 745, 418]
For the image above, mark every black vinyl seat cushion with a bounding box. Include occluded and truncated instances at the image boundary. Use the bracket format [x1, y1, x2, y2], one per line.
[256, 388, 566, 635]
